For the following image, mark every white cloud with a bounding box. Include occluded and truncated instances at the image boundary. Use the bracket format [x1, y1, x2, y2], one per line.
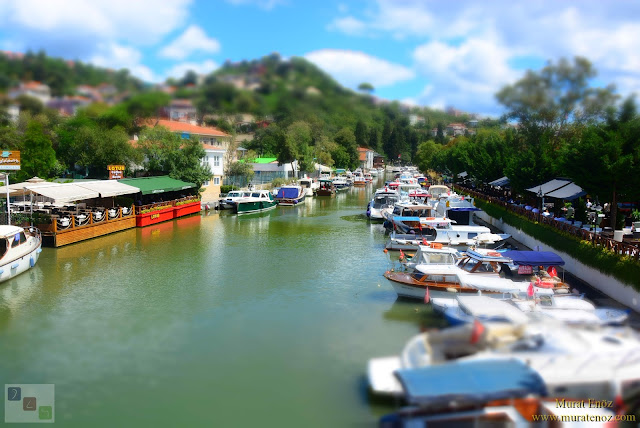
[159, 25, 221, 60]
[90, 43, 157, 82]
[412, 34, 520, 115]
[224, 0, 286, 10]
[305, 49, 415, 89]
[327, 16, 366, 36]
[165, 60, 219, 79]
[1, 0, 191, 45]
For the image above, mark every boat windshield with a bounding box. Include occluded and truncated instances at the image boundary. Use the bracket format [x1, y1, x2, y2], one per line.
[227, 191, 241, 197]
[0, 238, 7, 259]
[419, 252, 456, 265]
[252, 192, 261, 198]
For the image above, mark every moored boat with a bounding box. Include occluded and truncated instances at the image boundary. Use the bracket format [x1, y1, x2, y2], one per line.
[316, 179, 336, 196]
[0, 225, 42, 283]
[275, 185, 306, 205]
[233, 190, 277, 214]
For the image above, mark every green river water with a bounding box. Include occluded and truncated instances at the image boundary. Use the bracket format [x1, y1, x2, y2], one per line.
[0, 179, 443, 427]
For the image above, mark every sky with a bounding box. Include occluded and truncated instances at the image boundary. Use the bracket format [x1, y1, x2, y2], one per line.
[1, 0, 639, 116]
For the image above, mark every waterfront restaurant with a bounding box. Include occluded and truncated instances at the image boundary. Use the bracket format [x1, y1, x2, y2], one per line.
[1, 180, 141, 247]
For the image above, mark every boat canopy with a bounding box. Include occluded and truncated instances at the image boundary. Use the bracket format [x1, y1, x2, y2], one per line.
[118, 176, 196, 195]
[395, 359, 547, 407]
[502, 250, 565, 266]
[0, 225, 26, 238]
[277, 187, 299, 199]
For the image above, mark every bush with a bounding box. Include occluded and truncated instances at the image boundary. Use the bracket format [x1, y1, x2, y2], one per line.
[220, 185, 234, 194]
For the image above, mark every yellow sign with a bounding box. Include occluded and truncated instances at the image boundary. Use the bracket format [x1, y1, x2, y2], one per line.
[0, 151, 20, 170]
[108, 165, 125, 180]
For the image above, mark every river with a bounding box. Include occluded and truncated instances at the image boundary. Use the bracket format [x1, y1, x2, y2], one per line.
[0, 179, 439, 427]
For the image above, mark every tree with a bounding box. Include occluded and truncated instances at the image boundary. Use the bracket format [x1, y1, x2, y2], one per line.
[17, 121, 57, 181]
[227, 161, 255, 183]
[333, 127, 358, 169]
[415, 140, 441, 172]
[496, 57, 617, 134]
[137, 126, 211, 188]
[560, 98, 640, 229]
[357, 82, 374, 94]
[354, 120, 368, 148]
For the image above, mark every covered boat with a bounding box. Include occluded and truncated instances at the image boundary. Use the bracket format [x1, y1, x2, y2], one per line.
[275, 185, 306, 205]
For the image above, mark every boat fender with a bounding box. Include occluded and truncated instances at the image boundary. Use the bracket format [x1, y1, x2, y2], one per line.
[0, 269, 3, 275]
[36, 248, 42, 254]
[11, 262, 19, 269]
[30, 256, 35, 267]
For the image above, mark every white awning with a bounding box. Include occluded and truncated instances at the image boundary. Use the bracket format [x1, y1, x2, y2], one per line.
[25, 183, 99, 203]
[76, 181, 140, 198]
[526, 179, 572, 196]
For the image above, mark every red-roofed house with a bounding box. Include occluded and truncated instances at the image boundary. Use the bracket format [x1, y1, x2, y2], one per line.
[139, 119, 233, 203]
[9, 81, 51, 104]
[358, 147, 375, 170]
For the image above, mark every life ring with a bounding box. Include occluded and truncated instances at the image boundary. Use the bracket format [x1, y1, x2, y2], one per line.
[425, 217, 435, 220]
[488, 251, 501, 257]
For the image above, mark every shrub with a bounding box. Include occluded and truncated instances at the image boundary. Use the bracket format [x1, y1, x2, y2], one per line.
[220, 185, 234, 194]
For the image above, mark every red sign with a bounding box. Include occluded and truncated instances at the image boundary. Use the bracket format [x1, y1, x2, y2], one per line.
[517, 265, 533, 275]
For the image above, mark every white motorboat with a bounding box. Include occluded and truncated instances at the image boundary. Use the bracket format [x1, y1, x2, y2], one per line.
[368, 320, 640, 400]
[0, 225, 42, 283]
[297, 176, 318, 198]
[219, 189, 252, 210]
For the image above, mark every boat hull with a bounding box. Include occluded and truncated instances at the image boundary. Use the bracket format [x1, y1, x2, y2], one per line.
[234, 200, 277, 214]
[0, 231, 42, 284]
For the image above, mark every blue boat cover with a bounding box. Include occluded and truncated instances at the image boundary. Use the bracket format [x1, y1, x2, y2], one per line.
[449, 207, 481, 212]
[277, 187, 299, 199]
[395, 359, 547, 407]
[502, 250, 565, 266]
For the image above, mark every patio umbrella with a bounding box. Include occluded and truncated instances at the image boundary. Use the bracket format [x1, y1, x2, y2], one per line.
[525, 205, 532, 210]
[532, 208, 540, 213]
[26, 176, 46, 183]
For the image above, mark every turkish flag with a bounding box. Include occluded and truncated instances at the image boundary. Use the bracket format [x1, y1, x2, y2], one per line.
[470, 319, 485, 344]
[547, 266, 558, 277]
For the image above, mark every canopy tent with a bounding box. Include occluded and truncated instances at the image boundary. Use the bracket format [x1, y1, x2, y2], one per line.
[526, 179, 572, 196]
[0, 181, 54, 197]
[488, 176, 510, 187]
[501, 250, 565, 266]
[457, 171, 468, 178]
[118, 176, 196, 195]
[25, 183, 100, 203]
[544, 182, 586, 201]
[395, 359, 547, 408]
[75, 181, 140, 198]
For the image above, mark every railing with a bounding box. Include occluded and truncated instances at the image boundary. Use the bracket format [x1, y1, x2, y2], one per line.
[38, 205, 135, 233]
[134, 196, 200, 215]
[455, 184, 640, 262]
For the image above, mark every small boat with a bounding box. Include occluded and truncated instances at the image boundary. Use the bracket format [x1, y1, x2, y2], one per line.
[297, 176, 318, 198]
[219, 189, 252, 210]
[233, 190, 277, 214]
[442, 295, 531, 326]
[363, 172, 373, 182]
[0, 225, 42, 283]
[367, 189, 399, 221]
[368, 320, 640, 400]
[275, 185, 306, 205]
[316, 179, 336, 196]
[384, 248, 569, 300]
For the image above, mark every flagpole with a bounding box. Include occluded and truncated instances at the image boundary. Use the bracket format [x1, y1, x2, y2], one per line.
[6, 174, 10, 225]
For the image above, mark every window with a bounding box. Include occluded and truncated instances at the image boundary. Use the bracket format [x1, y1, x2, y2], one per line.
[214, 177, 220, 185]
[214, 156, 220, 167]
[204, 180, 210, 186]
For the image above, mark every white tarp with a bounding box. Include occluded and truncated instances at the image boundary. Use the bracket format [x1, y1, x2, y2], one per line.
[76, 181, 140, 198]
[25, 183, 99, 203]
[526, 179, 572, 196]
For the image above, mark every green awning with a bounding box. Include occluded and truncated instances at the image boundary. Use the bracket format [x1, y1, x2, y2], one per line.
[118, 176, 196, 195]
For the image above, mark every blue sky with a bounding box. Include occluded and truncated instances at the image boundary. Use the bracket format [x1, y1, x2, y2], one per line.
[1, 0, 639, 116]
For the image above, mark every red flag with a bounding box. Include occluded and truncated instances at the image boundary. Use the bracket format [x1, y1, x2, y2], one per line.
[424, 287, 430, 304]
[418, 221, 422, 231]
[470, 319, 485, 344]
[527, 282, 535, 297]
[547, 266, 557, 277]
[399, 249, 405, 260]
[535, 276, 542, 286]
[422, 237, 428, 246]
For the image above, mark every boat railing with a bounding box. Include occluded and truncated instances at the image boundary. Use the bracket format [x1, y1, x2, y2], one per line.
[36, 205, 136, 233]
